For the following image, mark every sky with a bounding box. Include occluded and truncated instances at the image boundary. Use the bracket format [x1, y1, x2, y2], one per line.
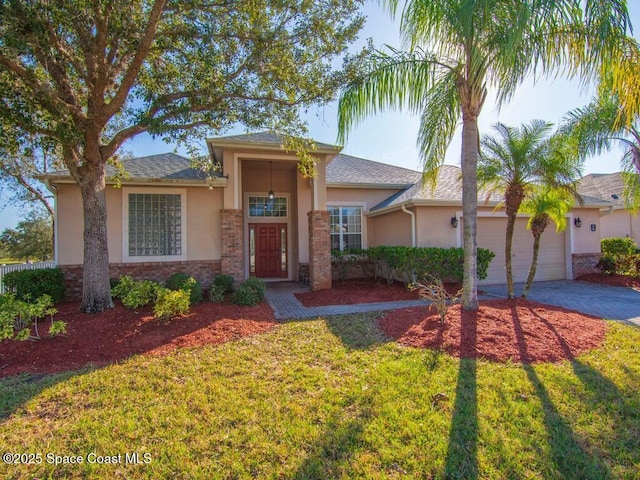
[1, 1, 639, 231]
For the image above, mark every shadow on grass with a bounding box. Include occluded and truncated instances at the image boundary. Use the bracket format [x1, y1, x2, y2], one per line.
[444, 309, 478, 479]
[292, 416, 366, 479]
[513, 307, 611, 478]
[323, 313, 391, 350]
[0, 368, 94, 422]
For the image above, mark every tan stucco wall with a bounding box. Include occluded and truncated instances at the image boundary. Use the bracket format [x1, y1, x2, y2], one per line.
[600, 209, 640, 245]
[55, 183, 222, 265]
[570, 207, 602, 254]
[297, 171, 311, 263]
[370, 210, 412, 246]
[415, 206, 460, 247]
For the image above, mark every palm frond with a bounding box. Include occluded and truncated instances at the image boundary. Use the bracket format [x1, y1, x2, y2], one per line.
[416, 67, 461, 185]
[337, 47, 452, 144]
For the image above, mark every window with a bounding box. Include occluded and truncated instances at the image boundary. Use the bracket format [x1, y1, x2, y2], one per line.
[248, 196, 287, 217]
[124, 190, 186, 260]
[329, 206, 363, 251]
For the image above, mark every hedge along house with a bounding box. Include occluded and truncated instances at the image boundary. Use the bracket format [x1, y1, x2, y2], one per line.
[42, 132, 610, 298]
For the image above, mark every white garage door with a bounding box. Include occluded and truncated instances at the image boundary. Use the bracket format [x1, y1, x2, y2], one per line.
[475, 217, 567, 285]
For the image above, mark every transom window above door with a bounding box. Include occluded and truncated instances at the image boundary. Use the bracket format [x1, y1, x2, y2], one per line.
[248, 196, 287, 217]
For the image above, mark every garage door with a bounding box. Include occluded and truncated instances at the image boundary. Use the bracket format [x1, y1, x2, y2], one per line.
[475, 217, 567, 285]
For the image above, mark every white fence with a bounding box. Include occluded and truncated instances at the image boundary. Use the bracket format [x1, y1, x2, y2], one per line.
[0, 261, 57, 294]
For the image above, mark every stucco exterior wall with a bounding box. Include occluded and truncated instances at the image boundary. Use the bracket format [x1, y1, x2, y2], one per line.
[600, 209, 640, 245]
[570, 207, 602, 254]
[297, 171, 311, 263]
[370, 209, 412, 246]
[415, 206, 460, 248]
[55, 183, 222, 265]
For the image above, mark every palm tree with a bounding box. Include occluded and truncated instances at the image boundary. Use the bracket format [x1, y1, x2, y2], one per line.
[478, 120, 582, 298]
[563, 93, 640, 209]
[519, 188, 574, 298]
[337, 0, 633, 310]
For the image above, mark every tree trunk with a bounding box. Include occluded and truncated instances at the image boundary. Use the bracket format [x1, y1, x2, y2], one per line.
[461, 114, 479, 310]
[504, 212, 516, 298]
[522, 232, 542, 298]
[78, 168, 112, 312]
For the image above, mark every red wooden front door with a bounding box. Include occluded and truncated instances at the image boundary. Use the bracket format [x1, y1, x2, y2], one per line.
[251, 223, 287, 278]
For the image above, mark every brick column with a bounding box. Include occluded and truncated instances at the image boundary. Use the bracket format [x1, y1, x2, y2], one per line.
[308, 210, 332, 291]
[221, 209, 244, 282]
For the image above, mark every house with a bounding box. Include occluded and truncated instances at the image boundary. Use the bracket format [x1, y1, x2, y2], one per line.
[42, 132, 608, 297]
[577, 172, 640, 245]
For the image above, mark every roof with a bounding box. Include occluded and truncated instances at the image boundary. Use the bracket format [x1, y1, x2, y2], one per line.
[370, 165, 499, 211]
[43, 153, 215, 184]
[577, 172, 626, 206]
[206, 131, 341, 153]
[327, 154, 422, 187]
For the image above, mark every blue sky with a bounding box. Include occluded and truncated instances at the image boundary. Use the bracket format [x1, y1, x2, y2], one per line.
[1, 1, 638, 231]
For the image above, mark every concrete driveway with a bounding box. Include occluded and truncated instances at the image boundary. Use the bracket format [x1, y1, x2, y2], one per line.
[480, 280, 640, 326]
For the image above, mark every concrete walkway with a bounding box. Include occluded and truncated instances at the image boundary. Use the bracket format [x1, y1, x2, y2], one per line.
[265, 280, 640, 326]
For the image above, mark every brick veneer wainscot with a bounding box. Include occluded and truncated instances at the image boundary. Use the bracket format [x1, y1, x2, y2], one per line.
[59, 260, 222, 301]
[572, 253, 602, 278]
[308, 210, 332, 291]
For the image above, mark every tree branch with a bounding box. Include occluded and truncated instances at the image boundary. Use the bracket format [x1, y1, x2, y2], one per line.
[101, 0, 167, 121]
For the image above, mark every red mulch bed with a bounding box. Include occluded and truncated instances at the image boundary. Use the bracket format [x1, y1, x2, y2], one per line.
[295, 279, 463, 307]
[296, 279, 419, 306]
[0, 300, 277, 378]
[379, 299, 606, 363]
[577, 272, 640, 292]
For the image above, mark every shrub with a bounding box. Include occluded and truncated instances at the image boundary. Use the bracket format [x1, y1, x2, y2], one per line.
[111, 275, 135, 299]
[212, 274, 235, 293]
[2, 267, 65, 303]
[601, 237, 637, 257]
[600, 238, 640, 276]
[596, 256, 616, 275]
[208, 284, 226, 303]
[0, 293, 62, 341]
[154, 287, 190, 321]
[166, 273, 203, 304]
[366, 246, 495, 285]
[232, 283, 262, 307]
[113, 277, 160, 309]
[242, 277, 266, 301]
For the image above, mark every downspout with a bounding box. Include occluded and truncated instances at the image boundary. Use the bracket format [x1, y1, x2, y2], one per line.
[401, 204, 416, 247]
[44, 178, 58, 265]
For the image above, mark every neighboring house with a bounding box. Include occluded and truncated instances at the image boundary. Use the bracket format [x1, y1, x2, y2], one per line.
[577, 172, 640, 245]
[42, 132, 608, 297]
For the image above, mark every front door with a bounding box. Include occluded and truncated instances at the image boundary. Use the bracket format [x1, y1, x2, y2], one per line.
[250, 223, 287, 278]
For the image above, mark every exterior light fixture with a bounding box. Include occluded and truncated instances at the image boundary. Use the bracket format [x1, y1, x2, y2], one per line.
[268, 161, 275, 200]
[451, 216, 459, 228]
[574, 217, 582, 228]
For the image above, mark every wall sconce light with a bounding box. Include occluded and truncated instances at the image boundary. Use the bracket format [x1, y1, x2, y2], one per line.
[574, 217, 582, 228]
[450, 216, 459, 228]
[590, 223, 597, 232]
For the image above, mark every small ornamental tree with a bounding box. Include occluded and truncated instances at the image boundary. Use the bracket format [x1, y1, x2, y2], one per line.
[0, 0, 366, 312]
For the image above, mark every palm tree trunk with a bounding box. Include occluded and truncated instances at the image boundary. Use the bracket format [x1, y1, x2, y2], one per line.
[505, 213, 516, 298]
[461, 114, 479, 310]
[522, 233, 541, 298]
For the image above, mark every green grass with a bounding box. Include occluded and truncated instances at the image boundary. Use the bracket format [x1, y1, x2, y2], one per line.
[0, 314, 639, 479]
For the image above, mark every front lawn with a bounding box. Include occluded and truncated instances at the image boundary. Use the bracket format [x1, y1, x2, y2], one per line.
[1, 313, 639, 479]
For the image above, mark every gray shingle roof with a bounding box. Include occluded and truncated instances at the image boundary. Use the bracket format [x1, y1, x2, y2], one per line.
[327, 154, 422, 186]
[370, 165, 499, 210]
[208, 131, 340, 152]
[46, 153, 207, 182]
[578, 172, 626, 206]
